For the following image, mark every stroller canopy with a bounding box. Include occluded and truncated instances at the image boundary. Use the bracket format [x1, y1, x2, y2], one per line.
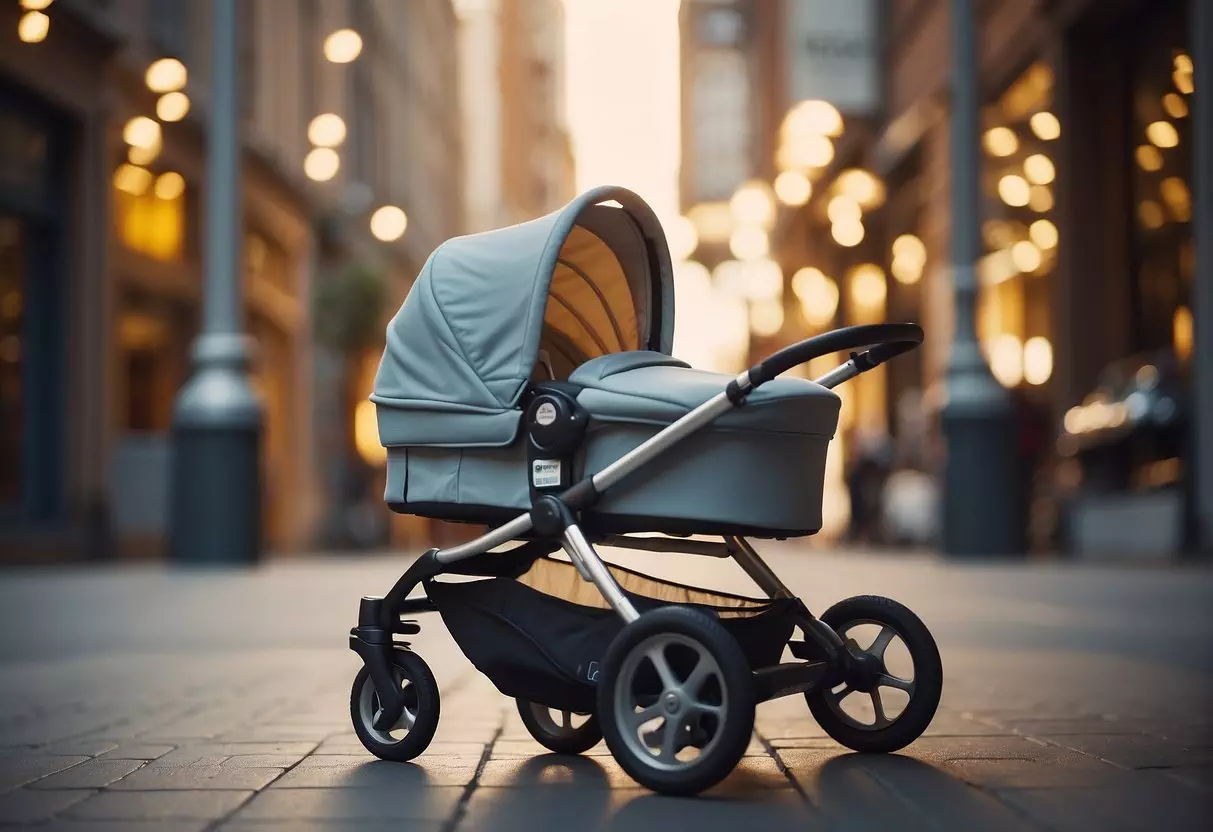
[373, 186, 675, 448]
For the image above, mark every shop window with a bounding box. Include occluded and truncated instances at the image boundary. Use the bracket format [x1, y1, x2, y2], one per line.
[977, 61, 1058, 390]
[113, 165, 185, 262]
[1127, 3, 1192, 363]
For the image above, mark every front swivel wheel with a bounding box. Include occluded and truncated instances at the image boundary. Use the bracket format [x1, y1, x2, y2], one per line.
[350, 647, 440, 762]
[598, 606, 755, 796]
[806, 595, 942, 753]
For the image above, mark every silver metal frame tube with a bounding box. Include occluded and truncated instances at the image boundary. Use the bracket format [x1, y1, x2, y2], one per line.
[726, 536, 794, 599]
[564, 525, 640, 622]
[813, 359, 860, 390]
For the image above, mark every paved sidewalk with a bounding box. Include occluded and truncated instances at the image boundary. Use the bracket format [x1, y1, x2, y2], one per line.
[0, 547, 1210, 830]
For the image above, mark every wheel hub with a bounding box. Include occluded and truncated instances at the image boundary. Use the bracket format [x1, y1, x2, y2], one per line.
[662, 691, 683, 715]
[843, 642, 885, 693]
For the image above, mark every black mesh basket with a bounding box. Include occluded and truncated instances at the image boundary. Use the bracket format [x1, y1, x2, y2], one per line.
[426, 557, 797, 713]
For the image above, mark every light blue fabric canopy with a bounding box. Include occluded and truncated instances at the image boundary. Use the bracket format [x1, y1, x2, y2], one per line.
[372, 186, 676, 448]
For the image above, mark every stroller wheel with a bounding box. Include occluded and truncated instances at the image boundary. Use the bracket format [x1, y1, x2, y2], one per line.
[515, 700, 602, 754]
[806, 595, 942, 753]
[597, 606, 755, 796]
[350, 648, 440, 762]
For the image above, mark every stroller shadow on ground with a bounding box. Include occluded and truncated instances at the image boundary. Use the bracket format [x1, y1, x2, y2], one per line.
[799, 752, 1025, 831]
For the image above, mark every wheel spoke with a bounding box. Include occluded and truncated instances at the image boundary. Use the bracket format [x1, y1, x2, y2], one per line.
[646, 646, 678, 691]
[868, 626, 896, 661]
[682, 650, 715, 698]
[659, 714, 684, 762]
[561, 710, 572, 730]
[870, 691, 889, 728]
[828, 683, 852, 704]
[629, 703, 662, 729]
[877, 673, 915, 695]
[691, 701, 723, 717]
[395, 707, 416, 730]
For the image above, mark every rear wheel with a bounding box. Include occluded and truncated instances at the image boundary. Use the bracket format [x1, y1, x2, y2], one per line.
[516, 700, 602, 754]
[806, 595, 942, 753]
[350, 648, 440, 762]
[598, 606, 755, 796]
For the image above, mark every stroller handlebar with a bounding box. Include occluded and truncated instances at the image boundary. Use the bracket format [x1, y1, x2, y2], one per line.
[734, 323, 924, 397]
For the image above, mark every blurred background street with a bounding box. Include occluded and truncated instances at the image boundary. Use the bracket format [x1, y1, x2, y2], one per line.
[0, 0, 1212, 827]
[0, 0, 1209, 563]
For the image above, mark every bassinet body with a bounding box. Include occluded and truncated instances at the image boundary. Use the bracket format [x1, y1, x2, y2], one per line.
[373, 187, 841, 538]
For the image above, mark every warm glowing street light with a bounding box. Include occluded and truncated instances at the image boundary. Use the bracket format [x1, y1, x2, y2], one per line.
[782, 100, 843, 139]
[308, 113, 347, 147]
[146, 57, 188, 93]
[157, 92, 190, 122]
[729, 180, 775, 228]
[837, 169, 884, 208]
[826, 194, 861, 225]
[774, 171, 812, 206]
[113, 164, 153, 197]
[998, 174, 1030, 207]
[983, 127, 1018, 157]
[831, 221, 864, 247]
[370, 205, 408, 241]
[154, 171, 186, 200]
[324, 29, 363, 63]
[1146, 120, 1179, 148]
[123, 116, 161, 149]
[1029, 112, 1060, 140]
[849, 264, 887, 310]
[792, 267, 839, 326]
[17, 10, 49, 43]
[304, 147, 340, 182]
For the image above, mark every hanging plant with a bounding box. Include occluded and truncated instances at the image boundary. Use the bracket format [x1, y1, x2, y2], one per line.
[313, 261, 388, 355]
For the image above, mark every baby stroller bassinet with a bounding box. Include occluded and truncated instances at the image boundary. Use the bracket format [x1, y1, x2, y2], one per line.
[372, 187, 841, 537]
[349, 186, 940, 798]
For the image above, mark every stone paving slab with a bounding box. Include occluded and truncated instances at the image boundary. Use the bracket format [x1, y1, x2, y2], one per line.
[231, 784, 466, 821]
[63, 789, 254, 821]
[0, 788, 94, 824]
[25, 758, 145, 789]
[270, 754, 484, 788]
[106, 764, 286, 791]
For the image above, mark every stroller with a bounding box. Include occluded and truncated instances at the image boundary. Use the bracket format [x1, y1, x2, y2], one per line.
[348, 187, 942, 796]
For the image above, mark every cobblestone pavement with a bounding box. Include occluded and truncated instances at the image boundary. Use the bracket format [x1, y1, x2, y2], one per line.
[0, 546, 1210, 831]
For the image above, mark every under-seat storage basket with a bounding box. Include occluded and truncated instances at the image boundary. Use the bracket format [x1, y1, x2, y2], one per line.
[426, 557, 797, 713]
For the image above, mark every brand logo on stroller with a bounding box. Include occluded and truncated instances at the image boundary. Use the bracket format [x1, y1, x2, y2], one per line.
[535, 402, 557, 426]
[532, 459, 561, 488]
[586, 661, 600, 683]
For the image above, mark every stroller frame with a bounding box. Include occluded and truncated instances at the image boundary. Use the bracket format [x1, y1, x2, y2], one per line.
[350, 322, 925, 732]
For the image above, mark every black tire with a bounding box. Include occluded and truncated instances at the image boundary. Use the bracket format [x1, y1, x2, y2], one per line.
[598, 606, 755, 796]
[806, 595, 942, 753]
[515, 700, 603, 755]
[350, 648, 440, 762]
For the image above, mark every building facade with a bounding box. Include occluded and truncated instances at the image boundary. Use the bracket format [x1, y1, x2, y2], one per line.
[0, 0, 465, 560]
[765, 0, 1211, 556]
[455, 0, 573, 234]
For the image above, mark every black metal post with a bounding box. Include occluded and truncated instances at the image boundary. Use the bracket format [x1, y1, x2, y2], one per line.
[168, 0, 264, 564]
[940, 0, 1024, 556]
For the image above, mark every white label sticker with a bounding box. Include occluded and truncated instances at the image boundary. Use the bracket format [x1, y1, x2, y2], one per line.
[532, 459, 562, 488]
[535, 402, 557, 426]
